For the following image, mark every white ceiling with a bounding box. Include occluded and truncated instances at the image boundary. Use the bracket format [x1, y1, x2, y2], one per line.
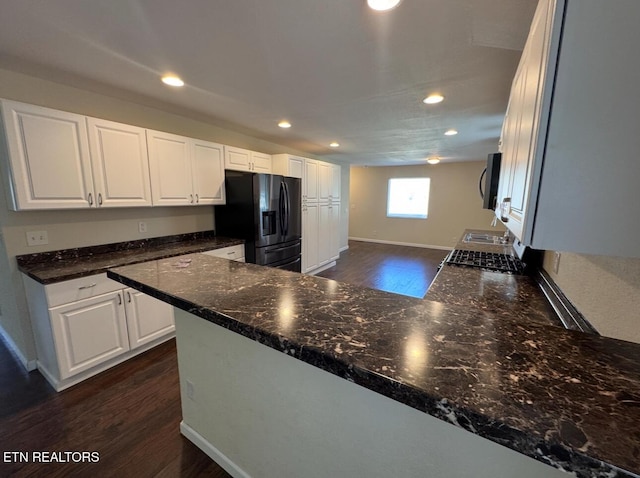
[0, 0, 537, 166]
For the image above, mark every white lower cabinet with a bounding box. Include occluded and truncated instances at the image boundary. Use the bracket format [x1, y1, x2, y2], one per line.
[23, 273, 175, 391]
[201, 244, 245, 262]
[124, 288, 176, 348]
[50, 290, 130, 380]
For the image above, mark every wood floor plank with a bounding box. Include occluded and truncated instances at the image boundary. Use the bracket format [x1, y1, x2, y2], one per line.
[0, 339, 231, 478]
[317, 240, 448, 298]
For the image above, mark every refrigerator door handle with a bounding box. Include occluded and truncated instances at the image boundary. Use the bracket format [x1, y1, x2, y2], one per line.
[279, 181, 286, 235]
[283, 181, 290, 236]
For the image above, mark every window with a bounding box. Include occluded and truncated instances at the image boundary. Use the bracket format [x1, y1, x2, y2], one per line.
[386, 177, 430, 219]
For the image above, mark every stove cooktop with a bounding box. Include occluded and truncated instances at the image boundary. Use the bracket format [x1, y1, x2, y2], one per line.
[446, 249, 525, 274]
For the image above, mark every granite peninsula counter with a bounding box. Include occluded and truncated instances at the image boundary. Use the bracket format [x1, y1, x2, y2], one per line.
[107, 252, 640, 478]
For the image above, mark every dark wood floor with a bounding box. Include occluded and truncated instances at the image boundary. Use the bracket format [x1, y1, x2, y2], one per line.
[317, 240, 449, 298]
[0, 241, 446, 477]
[0, 338, 230, 478]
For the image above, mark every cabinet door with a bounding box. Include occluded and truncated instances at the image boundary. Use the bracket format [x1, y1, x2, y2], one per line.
[498, 0, 554, 240]
[192, 139, 225, 205]
[124, 288, 175, 349]
[147, 130, 193, 206]
[318, 202, 332, 266]
[224, 146, 251, 172]
[331, 164, 341, 202]
[87, 117, 152, 208]
[287, 156, 304, 179]
[329, 202, 341, 262]
[304, 159, 319, 202]
[318, 162, 332, 203]
[251, 152, 272, 173]
[303, 202, 320, 272]
[50, 291, 129, 379]
[1, 100, 94, 210]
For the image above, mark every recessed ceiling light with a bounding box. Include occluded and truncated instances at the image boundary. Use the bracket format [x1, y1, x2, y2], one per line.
[278, 120, 292, 129]
[367, 0, 402, 11]
[444, 129, 458, 136]
[426, 157, 441, 165]
[330, 142, 340, 148]
[423, 94, 444, 105]
[161, 75, 184, 87]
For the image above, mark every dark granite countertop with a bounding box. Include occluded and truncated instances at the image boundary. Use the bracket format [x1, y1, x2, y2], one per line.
[107, 251, 640, 478]
[426, 229, 563, 328]
[16, 231, 244, 284]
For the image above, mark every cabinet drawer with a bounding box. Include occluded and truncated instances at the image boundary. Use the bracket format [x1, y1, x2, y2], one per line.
[201, 245, 245, 261]
[45, 273, 123, 308]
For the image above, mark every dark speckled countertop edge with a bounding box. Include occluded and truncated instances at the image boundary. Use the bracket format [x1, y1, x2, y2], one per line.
[16, 231, 244, 284]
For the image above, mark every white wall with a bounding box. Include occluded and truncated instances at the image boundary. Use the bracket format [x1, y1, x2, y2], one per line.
[0, 68, 337, 365]
[349, 162, 503, 249]
[542, 251, 640, 344]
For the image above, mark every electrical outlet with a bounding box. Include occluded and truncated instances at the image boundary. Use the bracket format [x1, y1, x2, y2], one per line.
[26, 230, 48, 246]
[138, 222, 147, 233]
[552, 251, 561, 274]
[186, 379, 195, 400]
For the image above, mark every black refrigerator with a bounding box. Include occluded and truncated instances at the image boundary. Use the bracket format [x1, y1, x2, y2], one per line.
[215, 171, 302, 272]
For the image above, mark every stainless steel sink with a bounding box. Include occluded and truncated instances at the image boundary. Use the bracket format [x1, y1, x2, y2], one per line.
[463, 232, 508, 245]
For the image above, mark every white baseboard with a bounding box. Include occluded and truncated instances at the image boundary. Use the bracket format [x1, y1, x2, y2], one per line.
[348, 237, 453, 251]
[305, 261, 337, 276]
[180, 421, 252, 478]
[0, 325, 37, 371]
[339, 244, 349, 253]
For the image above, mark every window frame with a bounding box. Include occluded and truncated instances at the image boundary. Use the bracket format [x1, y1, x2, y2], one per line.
[386, 177, 431, 219]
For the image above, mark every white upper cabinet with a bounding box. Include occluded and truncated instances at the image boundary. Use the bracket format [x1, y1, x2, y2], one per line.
[1, 100, 95, 210]
[318, 161, 340, 204]
[304, 159, 319, 202]
[497, 0, 640, 257]
[271, 154, 304, 179]
[147, 130, 193, 206]
[330, 164, 341, 202]
[251, 151, 272, 173]
[87, 117, 152, 208]
[191, 139, 225, 205]
[147, 131, 225, 206]
[224, 145, 272, 173]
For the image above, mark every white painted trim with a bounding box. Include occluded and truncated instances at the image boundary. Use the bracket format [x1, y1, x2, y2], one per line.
[305, 261, 336, 276]
[348, 236, 453, 251]
[339, 244, 349, 252]
[0, 325, 37, 371]
[180, 421, 252, 478]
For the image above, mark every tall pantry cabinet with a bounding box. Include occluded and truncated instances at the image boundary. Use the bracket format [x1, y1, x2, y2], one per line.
[272, 154, 341, 274]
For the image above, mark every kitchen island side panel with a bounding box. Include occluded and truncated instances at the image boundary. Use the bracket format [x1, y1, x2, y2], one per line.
[174, 308, 567, 478]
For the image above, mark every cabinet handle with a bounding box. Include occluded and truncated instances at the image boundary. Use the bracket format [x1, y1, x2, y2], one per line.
[117, 293, 122, 305]
[500, 198, 511, 222]
[127, 291, 132, 303]
[78, 283, 97, 290]
[190, 194, 194, 203]
[227, 251, 235, 255]
[98, 193, 103, 206]
[196, 194, 199, 203]
[88, 192, 93, 206]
